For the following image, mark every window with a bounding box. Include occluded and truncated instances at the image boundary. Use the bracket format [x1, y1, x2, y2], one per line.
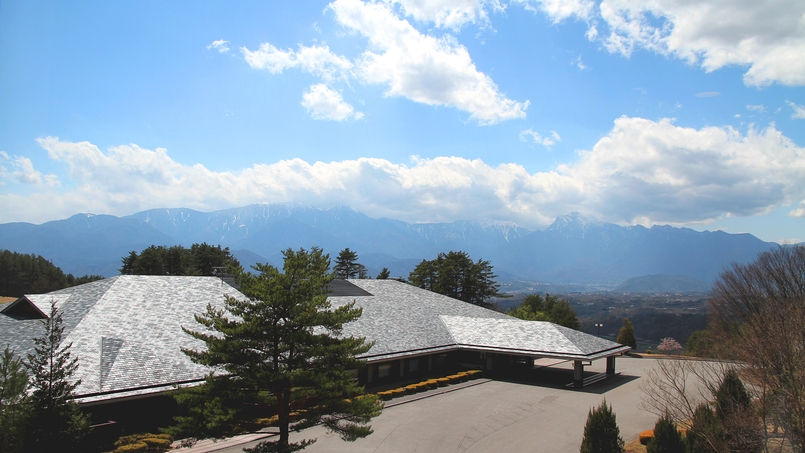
[378, 364, 391, 378]
[408, 359, 419, 373]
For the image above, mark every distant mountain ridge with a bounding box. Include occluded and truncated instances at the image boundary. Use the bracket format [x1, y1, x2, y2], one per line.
[0, 204, 778, 287]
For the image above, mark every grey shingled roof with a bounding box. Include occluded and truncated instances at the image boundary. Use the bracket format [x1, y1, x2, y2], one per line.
[331, 280, 630, 361]
[0, 276, 245, 403]
[0, 277, 628, 405]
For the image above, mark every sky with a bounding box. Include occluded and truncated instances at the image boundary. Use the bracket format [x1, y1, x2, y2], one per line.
[0, 0, 804, 243]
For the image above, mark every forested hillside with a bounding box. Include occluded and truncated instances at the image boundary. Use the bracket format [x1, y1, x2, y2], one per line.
[0, 250, 103, 297]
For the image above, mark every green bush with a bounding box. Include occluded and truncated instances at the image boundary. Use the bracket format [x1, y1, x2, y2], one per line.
[646, 414, 684, 453]
[114, 442, 148, 453]
[579, 400, 624, 453]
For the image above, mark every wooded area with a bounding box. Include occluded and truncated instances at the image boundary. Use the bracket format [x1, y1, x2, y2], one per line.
[0, 250, 102, 297]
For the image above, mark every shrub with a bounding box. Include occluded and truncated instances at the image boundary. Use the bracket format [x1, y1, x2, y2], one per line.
[646, 415, 685, 453]
[436, 378, 450, 387]
[404, 385, 418, 394]
[113, 442, 148, 453]
[579, 400, 624, 453]
[391, 388, 404, 397]
[639, 430, 654, 445]
[617, 318, 637, 349]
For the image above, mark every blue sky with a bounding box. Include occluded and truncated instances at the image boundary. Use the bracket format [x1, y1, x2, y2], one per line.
[1, 0, 803, 243]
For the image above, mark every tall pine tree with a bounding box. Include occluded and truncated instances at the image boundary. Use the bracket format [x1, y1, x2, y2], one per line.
[174, 248, 382, 453]
[23, 302, 90, 453]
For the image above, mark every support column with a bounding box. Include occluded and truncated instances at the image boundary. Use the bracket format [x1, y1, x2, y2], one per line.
[606, 356, 616, 375]
[428, 355, 432, 371]
[574, 360, 584, 388]
[367, 364, 373, 384]
[486, 354, 493, 371]
[400, 359, 405, 377]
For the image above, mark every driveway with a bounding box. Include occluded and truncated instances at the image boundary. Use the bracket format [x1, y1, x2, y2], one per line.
[190, 356, 666, 452]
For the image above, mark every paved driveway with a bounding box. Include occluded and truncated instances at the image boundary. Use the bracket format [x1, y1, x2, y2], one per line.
[203, 356, 666, 453]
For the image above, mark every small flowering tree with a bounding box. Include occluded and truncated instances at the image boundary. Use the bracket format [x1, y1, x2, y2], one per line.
[657, 337, 682, 354]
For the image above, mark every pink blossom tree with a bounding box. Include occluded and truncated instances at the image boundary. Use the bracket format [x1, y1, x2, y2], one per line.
[657, 337, 683, 354]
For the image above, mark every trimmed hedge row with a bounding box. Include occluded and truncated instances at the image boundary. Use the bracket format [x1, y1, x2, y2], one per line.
[375, 370, 482, 401]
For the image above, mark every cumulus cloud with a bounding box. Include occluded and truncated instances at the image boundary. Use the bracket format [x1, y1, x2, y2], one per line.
[5, 122, 803, 227]
[520, 128, 560, 147]
[242, 43, 352, 81]
[330, 0, 529, 124]
[746, 104, 765, 112]
[0, 152, 59, 187]
[207, 39, 230, 53]
[301, 84, 364, 121]
[788, 100, 805, 119]
[590, 0, 805, 87]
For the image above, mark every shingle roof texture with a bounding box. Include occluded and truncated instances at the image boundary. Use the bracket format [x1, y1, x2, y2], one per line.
[0, 277, 628, 404]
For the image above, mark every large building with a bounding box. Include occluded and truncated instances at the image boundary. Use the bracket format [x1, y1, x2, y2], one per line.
[0, 275, 628, 429]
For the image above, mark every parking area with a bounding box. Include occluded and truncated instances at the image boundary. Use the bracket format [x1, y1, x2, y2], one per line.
[202, 356, 664, 453]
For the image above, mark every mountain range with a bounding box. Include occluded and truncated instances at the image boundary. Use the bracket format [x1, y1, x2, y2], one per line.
[0, 203, 778, 290]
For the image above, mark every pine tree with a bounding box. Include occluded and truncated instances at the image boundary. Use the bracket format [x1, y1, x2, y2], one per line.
[23, 302, 91, 453]
[376, 267, 390, 279]
[616, 318, 636, 349]
[175, 247, 382, 453]
[408, 251, 500, 307]
[580, 400, 624, 453]
[0, 347, 29, 453]
[646, 414, 684, 453]
[334, 248, 363, 279]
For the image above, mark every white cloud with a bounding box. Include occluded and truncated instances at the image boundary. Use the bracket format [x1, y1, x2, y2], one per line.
[207, 39, 230, 53]
[0, 152, 59, 186]
[6, 123, 802, 227]
[329, 0, 529, 124]
[242, 43, 352, 81]
[513, 0, 594, 22]
[746, 104, 765, 112]
[695, 91, 720, 98]
[519, 128, 560, 147]
[572, 54, 588, 70]
[301, 84, 364, 121]
[591, 0, 805, 87]
[787, 100, 805, 119]
[391, 0, 500, 29]
[561, 117, 805, 224]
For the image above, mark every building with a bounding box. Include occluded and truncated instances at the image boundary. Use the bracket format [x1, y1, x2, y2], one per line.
[0, 275, 628, 433]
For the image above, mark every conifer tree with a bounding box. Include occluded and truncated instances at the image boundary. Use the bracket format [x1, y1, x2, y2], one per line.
[0, 347, 29, 453]
[715, 370, 763, 452]
[686, 403, 723, 453]
[23, 302, 90, 453]
[646, 414, 684, 453]
[376, 267, 390, 279]
[334, 248, 365, 279]
[580, 400, 624, 453]
[175, 247, 382, 453]
[617, 318, 636, 349]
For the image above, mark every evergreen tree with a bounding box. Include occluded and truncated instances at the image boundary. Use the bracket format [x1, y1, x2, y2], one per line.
[715, 370, 763, 452]
[408, 251, 500, 307]
[174, 248, 382, 453]
[544, 294, 581, 329]
[646, 414, 684, 453]
[0, 347, 29, 453]
[334, 248, 365, 279]
[376, 267, 390, 279]
[616, 318, 637, 349]
[23, 302, 91, 453]
[686, 403, 723, 453]
[507, 293, 580, 329]
[119, 243, 241, 276]
[580, 400, 624, 453]
[683, 330, 712, 357]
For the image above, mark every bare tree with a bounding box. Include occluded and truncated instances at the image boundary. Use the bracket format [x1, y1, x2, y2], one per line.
[710, 245, 805, 453]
